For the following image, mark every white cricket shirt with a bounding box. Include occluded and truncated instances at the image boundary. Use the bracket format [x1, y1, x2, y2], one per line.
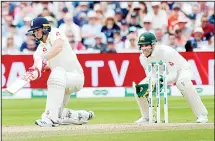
[139, 44, 191, 83]
[33, 28, 83, 73]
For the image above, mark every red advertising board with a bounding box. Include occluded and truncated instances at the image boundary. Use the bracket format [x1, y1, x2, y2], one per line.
[2, 52, 214, 88]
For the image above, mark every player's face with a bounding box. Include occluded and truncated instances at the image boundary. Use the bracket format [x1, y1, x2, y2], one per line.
[33, 28, 43, 39]
[140, 44, 152, 57]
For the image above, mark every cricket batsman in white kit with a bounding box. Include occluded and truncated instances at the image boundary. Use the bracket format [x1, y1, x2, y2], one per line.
[26, 17, 94, 127]
[134, 32, 208, 123]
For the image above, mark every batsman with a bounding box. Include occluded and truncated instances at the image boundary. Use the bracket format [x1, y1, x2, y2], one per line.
[134, 32, 208, 123]
[25, 17, 94, 127]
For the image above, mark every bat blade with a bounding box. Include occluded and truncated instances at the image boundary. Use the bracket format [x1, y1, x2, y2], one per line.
[6, 78, 29, 94]
[6, 72, 33, 94]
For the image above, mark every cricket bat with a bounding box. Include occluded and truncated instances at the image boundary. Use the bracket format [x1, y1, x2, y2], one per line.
[6, 71, 34, 94]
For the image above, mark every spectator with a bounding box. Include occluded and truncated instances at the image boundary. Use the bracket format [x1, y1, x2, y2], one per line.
[174, 28, 187, 51]
[101, 12, 120, 38]
[138, 15, 154, 37]
[128, 11, 142, 29]
[185, 27, 210, 52]
[40, 1, 53, 10]
[185, 3, 206, 28]
[2, 2, 10, 17]
[59, 13, 81, 42]
[137, 2, 148, 27]
[115, 8, 124, 25]
[167, 33, 179, 50]
[94, 3, 104, 16]
[120, 20, 129, 42]
[181, 3, 200, 28]
[57, 7, 69, 27]
[95, 11, 104, 26]
[67, 31, 86, 51]
[73, 2, 90, 26]
[74, 11, 88, 27]
[45, 16, 58, 28]
[106, 2, 120, 10]
[150, 2, 168, 30]
[154, 28, 166, 45]
[168, 3, 184, 33]
[81, 10, 103, 48]
[20, 33, 38, 52]
[126, 2, 143, 28]
[208, 13, 214, 24]
[2, 14, 14, 36]
[8, 24, 23, 49]
[38, 7, 56, 19]
[93, 33, 107, 52]
[102, 38, 117, 53]
[31, 2, 44, 16]
[193, 27, 210, 51]
[93, 3, 104, 22]
[18, 16, 33, 39]
[128, 26, 138, 36]
[2, 34, 20, 55]
[175, 17, 192, 39]
[13, 2, 33, 28]
[76, 2, 90, 14]
[139, 2, 148, 16]
[200, 15, 214, 40]
[113, 30, 124, 51]
[118, 2, 129, 18]
[2, 2, 214, 54]
[122, 32, 139, 53]
[160, 2, 170, 12]
[22, 39, 37, 54]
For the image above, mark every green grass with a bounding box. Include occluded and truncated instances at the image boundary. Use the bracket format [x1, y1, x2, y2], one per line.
[2, 96, 214, 141]
[2, 96, 214, 125]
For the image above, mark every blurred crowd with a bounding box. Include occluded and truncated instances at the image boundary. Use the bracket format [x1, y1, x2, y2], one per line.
[2, 1, 214, 55]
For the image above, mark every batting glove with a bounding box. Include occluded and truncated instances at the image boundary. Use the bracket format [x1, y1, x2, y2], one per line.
[25, 67, 41, 81]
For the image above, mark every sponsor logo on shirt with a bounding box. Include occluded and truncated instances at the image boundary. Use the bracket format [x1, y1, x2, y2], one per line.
[56, 31, 60, 36]
[43, 48, 47, 52]
[168, 62, 174, 66]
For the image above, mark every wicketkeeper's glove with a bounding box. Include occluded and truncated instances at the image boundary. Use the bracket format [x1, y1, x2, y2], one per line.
[135, 76, 164, 98]
[135, 84, 150, 98]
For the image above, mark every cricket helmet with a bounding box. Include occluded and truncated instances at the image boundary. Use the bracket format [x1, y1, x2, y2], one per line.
[138, 32, 157, 45]
[28, 17, 51, 33]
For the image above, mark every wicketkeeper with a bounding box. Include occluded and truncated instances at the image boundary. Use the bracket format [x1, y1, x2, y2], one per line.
[134, 32, 208, 123]
[27, 17, 94, 127]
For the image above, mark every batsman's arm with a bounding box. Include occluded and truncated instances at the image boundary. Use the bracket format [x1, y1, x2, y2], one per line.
[6, 47, 46, 94]
[33, 45, 49, 72]
[43, 29, 65, 60]
[43, 38, 64, 60]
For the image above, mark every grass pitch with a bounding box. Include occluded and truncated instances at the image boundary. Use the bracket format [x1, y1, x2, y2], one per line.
[2, 96, 214, 141]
